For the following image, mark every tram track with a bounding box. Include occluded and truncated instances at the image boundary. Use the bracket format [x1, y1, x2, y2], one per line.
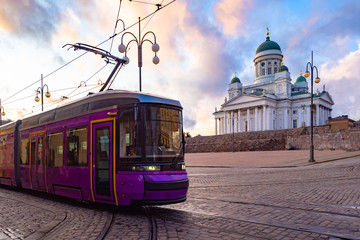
[156, 205, 360, 240]
[190, 196, 360, 219]
[97, 206, 158, 240]
[144, 206, 158, 240]
[189, 175, 360, 189]
[97, 211, 115, 240]
[0, 188, 68, 240]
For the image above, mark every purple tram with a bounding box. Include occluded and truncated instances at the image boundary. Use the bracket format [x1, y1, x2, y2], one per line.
[0, 90, 188, 206]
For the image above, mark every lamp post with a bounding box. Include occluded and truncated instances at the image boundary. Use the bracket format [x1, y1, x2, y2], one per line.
[35, 74, 51, 112]
[118, 17, 160, 92]
[304, 51, 320, 163]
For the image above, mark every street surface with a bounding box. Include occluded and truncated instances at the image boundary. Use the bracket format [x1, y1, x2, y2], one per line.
[0, 150, 360, 239]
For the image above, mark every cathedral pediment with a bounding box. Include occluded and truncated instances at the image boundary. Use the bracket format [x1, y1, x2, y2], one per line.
[222, 94, 268, 107]
[316, 91, 334, 105]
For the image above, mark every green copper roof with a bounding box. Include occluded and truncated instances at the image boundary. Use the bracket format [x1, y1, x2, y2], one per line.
[256, 36, 281, 54]
[296, 75, 307, 83]
[277, 64, 288, 72]
[230, 76, 241, 84]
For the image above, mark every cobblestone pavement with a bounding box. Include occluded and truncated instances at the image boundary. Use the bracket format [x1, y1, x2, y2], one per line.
[0, 156, 360, 239]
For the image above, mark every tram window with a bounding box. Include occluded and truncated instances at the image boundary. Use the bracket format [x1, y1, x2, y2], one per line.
[145, 107, 182, 159]
[48, 131, 64, 167]
[119, 107, 141, 161]
[38, 137, 44, 165]
[20, 137, 29, 165]
[66, 127, 88, 166]
[0, 137, 4, 164]
[31, 139, 36, 165]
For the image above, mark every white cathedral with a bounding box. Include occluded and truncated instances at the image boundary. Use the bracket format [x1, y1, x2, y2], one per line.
[213, 30, 334, 135]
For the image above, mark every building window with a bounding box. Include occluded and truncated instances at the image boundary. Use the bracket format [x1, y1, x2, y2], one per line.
[274, 67, 277, 73]
[293, 119, 297, 128]
[48, 131, 64, 167]
[268, 68, 271, 74]
[293, 110, 297, 115]
[274, 62, 277, 65]
[268, 62, 271, 65]
[261, 69, 265, 76]
[66, 127, 88, 166]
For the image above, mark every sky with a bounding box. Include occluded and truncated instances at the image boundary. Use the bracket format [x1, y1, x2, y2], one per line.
[0, 0, 359, 136]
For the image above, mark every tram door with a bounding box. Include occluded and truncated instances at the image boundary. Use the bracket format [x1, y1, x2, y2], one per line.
[92, 121, 114, 202]
[30, 133, 46, 190]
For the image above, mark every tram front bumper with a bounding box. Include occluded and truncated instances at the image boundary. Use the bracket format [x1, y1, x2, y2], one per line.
[143, 174, 189, 205]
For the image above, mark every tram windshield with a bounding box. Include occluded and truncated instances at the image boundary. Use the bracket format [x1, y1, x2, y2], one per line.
[145, 107, 182, 160]
[119, 105, 183, 163]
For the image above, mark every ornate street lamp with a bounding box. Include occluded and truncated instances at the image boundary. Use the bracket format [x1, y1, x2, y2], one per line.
[35, 74, 51, 112]
[118, 17, 160, 91]
[304, 51, 320, 162]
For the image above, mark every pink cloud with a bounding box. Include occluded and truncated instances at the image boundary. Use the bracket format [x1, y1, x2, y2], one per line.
[320, 43, 360, 120]
[213, 0, 254, 36]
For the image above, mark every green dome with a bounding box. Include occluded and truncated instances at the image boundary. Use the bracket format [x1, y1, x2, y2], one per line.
[296, 74, 307, 83]
[230, 77, 241, 84]
[230, 72, 241, 84]
[277, 64, 288, 72]
[256, 36, 281, 54]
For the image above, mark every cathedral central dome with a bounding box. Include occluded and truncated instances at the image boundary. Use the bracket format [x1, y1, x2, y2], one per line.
[256, 36, 281, 54]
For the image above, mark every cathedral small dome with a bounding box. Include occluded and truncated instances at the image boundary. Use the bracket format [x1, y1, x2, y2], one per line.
[230, 72, 241, 84]
[277, 61, 288, 72]
[296, 72, 307, 83]
[231, 77, 240, 84]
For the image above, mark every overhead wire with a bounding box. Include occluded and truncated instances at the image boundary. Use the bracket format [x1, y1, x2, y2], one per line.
[2, 0, 175, 112]
[2, 51, 89, 103]
[109, 0, 123, 53]
[65, 63, 108, 98]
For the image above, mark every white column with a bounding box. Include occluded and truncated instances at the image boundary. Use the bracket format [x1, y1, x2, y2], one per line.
[298, 108, 302, 128]
[268, 107, 273, 130]
[238, 110, 241, 132]
[326, 108, 329, 122]
[219, 118, 221, 134]
[230, 111, 234, 133]
[255, 107, 258, 131]
[324, 108, 327, 123]
[215, 119, 218, 135]
[224, 112, 227, 134]
[284, 108, 288, 129]
[316, 104, 320, 126]
[220, 118, 223, 134]
[263, 105, 267, 130]
[247, 108, 250, 132]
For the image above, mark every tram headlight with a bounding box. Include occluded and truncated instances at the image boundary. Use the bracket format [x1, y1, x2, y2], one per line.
[131, 165, 160, 171]
[181, 164, 186, 170]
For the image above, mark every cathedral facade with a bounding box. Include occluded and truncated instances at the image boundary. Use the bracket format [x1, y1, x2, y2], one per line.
[213, 30, 334, 134]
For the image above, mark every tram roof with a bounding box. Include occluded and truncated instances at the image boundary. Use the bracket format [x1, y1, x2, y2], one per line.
[19, 90, 182, 130]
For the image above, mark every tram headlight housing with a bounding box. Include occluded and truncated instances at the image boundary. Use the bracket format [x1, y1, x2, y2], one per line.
[131, 165, 160, 171]
[181, 164, 186, 170]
